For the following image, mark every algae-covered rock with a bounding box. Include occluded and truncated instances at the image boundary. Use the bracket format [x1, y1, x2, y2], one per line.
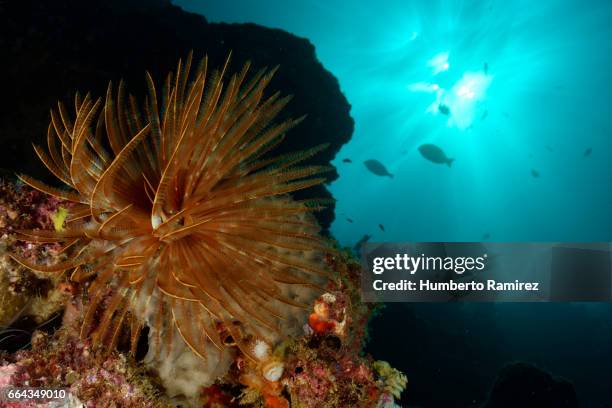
[0, 253, 29, 328]
[0, 179, 72, 329]
[0, 326, 173, 408]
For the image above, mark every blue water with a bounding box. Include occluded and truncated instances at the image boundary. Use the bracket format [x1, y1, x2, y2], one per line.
[176, 0, 612, 245]
[174, 1, 612, 406]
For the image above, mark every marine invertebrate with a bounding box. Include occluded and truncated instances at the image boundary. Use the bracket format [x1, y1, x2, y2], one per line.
[308, 292, 347, 336]
[9, 53, 334, 362]
[373, 360, 407, 401]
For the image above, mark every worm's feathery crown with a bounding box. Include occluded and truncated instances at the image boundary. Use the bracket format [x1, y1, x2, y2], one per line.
[11, 52, 334, 360]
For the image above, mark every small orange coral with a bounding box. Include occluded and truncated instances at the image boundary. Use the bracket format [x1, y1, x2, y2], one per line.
[10, 52, 334, 361]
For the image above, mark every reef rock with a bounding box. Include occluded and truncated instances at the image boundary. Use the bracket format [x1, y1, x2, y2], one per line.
[0, 0, 353, 231]
[0, 328, 173, 408]
[484, 362, 579, 408]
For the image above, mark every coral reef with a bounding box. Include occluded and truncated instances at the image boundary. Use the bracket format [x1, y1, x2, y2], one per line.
[0, 325, 172, 407]
[1, 188, 407, 406]
[230, 253, 404, 408]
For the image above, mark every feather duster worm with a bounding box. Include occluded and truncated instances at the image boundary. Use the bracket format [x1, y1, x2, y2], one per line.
[10, 53, 334, 362]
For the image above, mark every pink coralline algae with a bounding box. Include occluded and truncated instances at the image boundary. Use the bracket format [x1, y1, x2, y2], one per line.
[0, 178, 73, 267]
[0, 364, 17, 386]
[281, 335, 384, 408]
[0, 328, 171, 408]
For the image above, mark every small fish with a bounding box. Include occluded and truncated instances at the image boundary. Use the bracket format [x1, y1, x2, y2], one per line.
[531, 169, 540, 178]
[342, 158, 352, 163]
[480, 110, 488, 121]
[482, 233, 491, 240]
[363, 160, 393, 178]
[378, 224, 385, 232]
[583, 147, 592, 157]
[438, 103, 451, 116]
[483, 62, 488, 75]
[545, 145, 553, 152]
[346, 217, 353, 223]
[353, 234, 371, 254]
[418, 144, 455, 167]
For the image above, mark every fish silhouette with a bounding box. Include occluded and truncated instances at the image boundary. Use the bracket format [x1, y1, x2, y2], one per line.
[346, 217, 353, 223]
[363, 160, 393, 178]
[438, 104, 451, 116]
[378, 224, 385, 232]
[353, 234, 372, 254]
[584, 148, 592, 157]
[418, 144, 454, 167]
[342, 158, 352, 163]
[531, 169, 540, 178]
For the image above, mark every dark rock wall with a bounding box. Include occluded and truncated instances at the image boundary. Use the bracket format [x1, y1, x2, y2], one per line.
[484, 362, 579, 408]
[0, 0, 353, 231]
